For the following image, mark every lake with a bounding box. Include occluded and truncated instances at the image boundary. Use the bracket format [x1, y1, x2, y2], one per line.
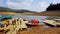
[12, 14, 60, 20]
[12, 14, 48, 20]
[0, 14, 60, 24]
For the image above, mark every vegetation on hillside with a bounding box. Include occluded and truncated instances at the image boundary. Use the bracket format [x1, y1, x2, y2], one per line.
[46, 3, 60, 11]
[0, 7, 14, 12]
[0, 6, 35, 13]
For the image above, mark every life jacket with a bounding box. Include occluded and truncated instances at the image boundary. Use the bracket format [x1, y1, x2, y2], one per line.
[31, 19, 39, 24]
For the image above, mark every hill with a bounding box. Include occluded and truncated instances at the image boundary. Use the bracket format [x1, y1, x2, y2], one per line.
[46, 3, 60, 11]
[34, 11, 60, 16]
[0, 6, 35, 13]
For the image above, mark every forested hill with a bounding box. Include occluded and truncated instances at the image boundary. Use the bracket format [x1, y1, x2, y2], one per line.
[0, 6, 35, 13]
[46, 3, 60, 11]
[0, 7, 15, 12]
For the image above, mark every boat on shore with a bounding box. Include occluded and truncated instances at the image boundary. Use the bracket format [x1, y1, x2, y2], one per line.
[0, 15, 12, 21]
[54, 19, 60, 23]
[43, 20, 60, 27]
[26, 19, 45, 28]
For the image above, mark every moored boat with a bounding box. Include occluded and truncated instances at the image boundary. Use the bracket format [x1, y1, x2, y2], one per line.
[0, 15, 12, 21]
[43, 20, 60, 27]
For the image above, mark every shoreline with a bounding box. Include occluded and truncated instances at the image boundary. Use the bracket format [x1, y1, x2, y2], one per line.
[0, 12, 60, 16]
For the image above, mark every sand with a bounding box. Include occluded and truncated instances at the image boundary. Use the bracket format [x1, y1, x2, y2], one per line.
[17, 27, 60, 34]
[0, 31, 4, 34]
[0, 11, 60, 16]
[0, 12, 17, 14]
[0, 25, 60, 34]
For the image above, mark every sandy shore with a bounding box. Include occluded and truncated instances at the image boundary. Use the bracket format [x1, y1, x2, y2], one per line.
[0, 11, 60, 16]
[0, 25, 60, 34]
[16, 26, 60, 34]
[0, 12, 17, 14]
[23, 11, 60, 16]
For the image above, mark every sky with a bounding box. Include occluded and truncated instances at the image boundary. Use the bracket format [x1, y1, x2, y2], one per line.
[0, 0, 60, 12]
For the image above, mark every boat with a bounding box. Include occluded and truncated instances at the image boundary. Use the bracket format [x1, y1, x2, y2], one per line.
[54, 19, 60, 23]
[26, 23, 39, 26]
[26, 19, 39, 26]
[43, 20, 60, 27]
[0, 15, 12, 21]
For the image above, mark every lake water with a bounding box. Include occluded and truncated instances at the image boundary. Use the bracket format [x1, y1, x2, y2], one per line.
[0, 14, 60, 24]
[12, 14, 48, 20]
[12, 14, 60, 20]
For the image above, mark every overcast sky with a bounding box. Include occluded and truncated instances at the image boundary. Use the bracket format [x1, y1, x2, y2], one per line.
[0, 0, 60, 12]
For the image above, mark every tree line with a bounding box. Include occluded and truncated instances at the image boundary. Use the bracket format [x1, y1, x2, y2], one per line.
[0, 6, 35, 13]
[46, 3, 60, 11]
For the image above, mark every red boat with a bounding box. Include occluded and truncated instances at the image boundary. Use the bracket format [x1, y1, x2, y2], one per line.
[26, 19, 46, 28]
[26, 19, 39, 26]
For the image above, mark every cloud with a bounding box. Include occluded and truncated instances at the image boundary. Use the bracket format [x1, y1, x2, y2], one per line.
[7, 0, 18, 7]
[7, 0, 34, 9]
[6, 0, 60, 12]
[52, 0, 60, 4]
[6, 0, 48, 12]
[38, 1, 49, 11]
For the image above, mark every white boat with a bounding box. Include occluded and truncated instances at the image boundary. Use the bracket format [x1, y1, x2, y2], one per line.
[54, 19, 60, 23]
[43, 20, 60, 27]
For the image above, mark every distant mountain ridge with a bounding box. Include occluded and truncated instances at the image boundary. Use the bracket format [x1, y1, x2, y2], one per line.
[0, 6, 36, 13]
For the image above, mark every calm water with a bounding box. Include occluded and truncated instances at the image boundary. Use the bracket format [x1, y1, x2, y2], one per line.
[12, 14, 48, 20]
[12, 14, 60, 20]
[0, 14, 60, 24]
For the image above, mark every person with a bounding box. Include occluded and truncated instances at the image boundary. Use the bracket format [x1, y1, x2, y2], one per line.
[0, 23, 4, 31]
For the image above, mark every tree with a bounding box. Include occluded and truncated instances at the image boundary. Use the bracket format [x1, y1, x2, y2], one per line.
[46, 3, 60, 11]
